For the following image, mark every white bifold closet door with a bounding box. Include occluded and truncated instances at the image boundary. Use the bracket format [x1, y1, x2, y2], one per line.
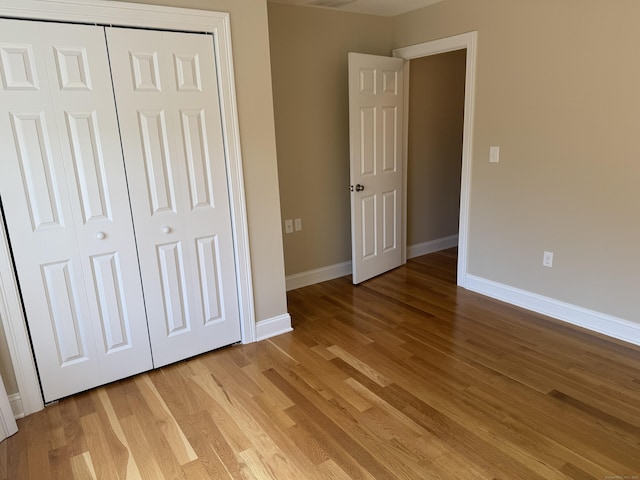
[0, 19, 242, 402]
[0, 19, 153, 401]
[106, 27, 241, 368]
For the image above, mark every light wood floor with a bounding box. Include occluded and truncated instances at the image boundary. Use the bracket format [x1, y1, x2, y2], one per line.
[2, 249, 640, 479]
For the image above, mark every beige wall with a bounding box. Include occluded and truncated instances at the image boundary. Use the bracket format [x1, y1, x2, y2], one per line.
[395, 0, 640, 323]
[407, 51, 465, 246]
[267, 3, 394, 275]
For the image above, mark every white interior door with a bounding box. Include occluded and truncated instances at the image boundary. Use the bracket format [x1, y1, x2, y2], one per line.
[348, 53, 404, 284]
[106, 28, 241, 367]
[0, 19, 152, 401]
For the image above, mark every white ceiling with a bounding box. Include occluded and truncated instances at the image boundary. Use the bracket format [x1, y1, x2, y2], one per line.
[267, 0, 444, 17]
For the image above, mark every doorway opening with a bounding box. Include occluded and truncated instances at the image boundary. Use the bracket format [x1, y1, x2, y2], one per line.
[406, 49, 466, 280]
[394, 32, 478, 288]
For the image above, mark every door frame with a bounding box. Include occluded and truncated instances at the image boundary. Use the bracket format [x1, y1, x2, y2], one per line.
[0, 0, 255, 415]
[393, 31, 477, 287]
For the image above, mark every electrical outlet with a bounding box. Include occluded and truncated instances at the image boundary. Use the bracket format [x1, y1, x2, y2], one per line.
[294, 218, 302, 232]
[284, 219, 293, 234]
[490, 146, 500, 163]
[543, 251, 553, 268]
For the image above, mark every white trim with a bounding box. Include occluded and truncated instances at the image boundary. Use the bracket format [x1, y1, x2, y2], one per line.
[286, 261, 352, 291]
[9, 393, 23, 420]
[256, 314, 293, 342]
[466, 275, 640, 347]
[0, 0, 255, 415]
[407, 235, 459, 259]
[0, 213, 44, 415]
[393, 31, 478, 289]
[0, 376, 17, 440]
[401, 60, 410, 265]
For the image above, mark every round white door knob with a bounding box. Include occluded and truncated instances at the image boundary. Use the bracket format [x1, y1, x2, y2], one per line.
[162, 226, 171, 234]
[96, 232, 106, 240]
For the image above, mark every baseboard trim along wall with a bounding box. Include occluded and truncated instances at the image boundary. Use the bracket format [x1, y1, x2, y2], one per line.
[407, 235, 459, 259]
[286, 261, 352, 291]
[256, 314, 293, 341]
[285, 235, 460, 291]
[9, 393, 23, 420]
[466, 274, 640, 347]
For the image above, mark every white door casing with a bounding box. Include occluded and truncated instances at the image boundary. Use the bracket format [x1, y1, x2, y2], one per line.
[348, 53, 404, 284]
[0, 19, 153, 402]
[393, 32, 478, 288]
[106, 27, 242, 367]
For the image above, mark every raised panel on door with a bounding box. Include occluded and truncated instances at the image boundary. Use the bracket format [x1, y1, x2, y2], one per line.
[0, 19, 152, 401]
[348, 53, 404, 284]
[106, 27, 241, 368]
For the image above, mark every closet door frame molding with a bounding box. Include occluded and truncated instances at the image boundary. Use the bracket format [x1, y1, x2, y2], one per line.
[0, 0, 255, 415]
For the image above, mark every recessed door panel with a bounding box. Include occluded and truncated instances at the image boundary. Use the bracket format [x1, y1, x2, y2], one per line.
[181, 109, 214, 210]
[359, 68, 376, 95]
[53, 47, 92, 91]
[131, 52, 161, 92]
[0, 44, 39, 90]
[10, 112, 63, 231]
[90, 252, 131, 353]
[361, 195, 377, 260]
[138, 110, 176, 215]
[196, 236, 223, 324]
[382, 107, 398, 173]
[382, 69, 398, 95]
[382, 190, 397, 252]
[42, 260, 88, 366]
[157, 242, 190, 336]
[360, 107, 376, 177]
[66, 111, 111, 223]
[175, 54, 202, 92]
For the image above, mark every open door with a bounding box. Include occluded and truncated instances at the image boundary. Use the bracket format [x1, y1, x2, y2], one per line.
[348, 53, 404, 284]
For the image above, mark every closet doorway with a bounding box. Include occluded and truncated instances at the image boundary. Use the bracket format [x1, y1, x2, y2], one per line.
[0, 0, 253, 411]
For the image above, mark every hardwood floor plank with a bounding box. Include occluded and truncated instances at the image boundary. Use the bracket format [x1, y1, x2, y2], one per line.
[93, 389, 141, 479]
[124, 383, 187, 480]
[265, 367, 399, 479]
[118, 414, 165, 479]
[69, 452, 97, 480]
[2, 249, 639, 479]
[78, 413, 123, 480]
[135, 375, 197, 465]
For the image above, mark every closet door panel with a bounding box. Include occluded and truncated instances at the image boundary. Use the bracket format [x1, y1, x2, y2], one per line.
[0, 20, 152, 401]
[107, 27, 241, 367]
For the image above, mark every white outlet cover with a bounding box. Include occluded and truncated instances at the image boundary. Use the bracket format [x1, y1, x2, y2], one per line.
[543, 251, 553, 267]
[284, 219, 293, 234]
[490, 146, 500, 163]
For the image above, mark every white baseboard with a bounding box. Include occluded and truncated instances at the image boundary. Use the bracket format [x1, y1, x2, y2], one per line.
[407, 235, 459, 259]
[256, 314, 293, 341]
[286, 261, 352, 291]
[466, 274, 640, 347]
[9, 393, 24, 419]
[285, 235, 459, 292]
